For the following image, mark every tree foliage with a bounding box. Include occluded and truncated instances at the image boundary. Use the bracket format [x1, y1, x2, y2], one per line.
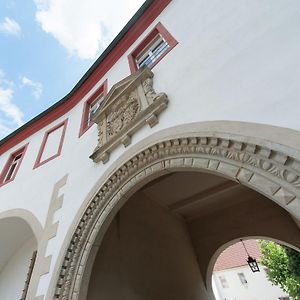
[259, 240, 300, 299]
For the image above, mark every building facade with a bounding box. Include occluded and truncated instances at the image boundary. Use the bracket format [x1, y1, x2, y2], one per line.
[0, 0, 300, 299]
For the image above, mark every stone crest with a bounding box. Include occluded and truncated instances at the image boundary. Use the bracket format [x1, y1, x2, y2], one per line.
[90, 67, 168, 163]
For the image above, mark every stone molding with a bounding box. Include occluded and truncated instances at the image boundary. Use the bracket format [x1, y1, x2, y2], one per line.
[54, 135, 300, 299]
[29, 174, 68, 300]
[90, 67, 168, 163]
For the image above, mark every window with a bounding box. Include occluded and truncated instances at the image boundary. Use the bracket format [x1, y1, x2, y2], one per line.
[34, 119, 68, 169]
[4, 153, 22, 181]
[128, 22, 178, 73]
[87, 92, 105, 127]
[219, 276, 229, 288]
[135, 33, 169, 69]
[0, 144, 28, 186]
[238, 272, 248, 285]
[279, 297, 290, 300]
[79, 79, 108, 136]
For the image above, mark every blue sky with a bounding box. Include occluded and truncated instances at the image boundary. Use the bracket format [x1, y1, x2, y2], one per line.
[0, 0, 144, 139]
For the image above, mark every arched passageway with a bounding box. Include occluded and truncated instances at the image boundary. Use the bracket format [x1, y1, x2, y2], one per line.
[53, 126, 300, 299]
[0, 216, 38, 300]
[83, 171, 300, 300]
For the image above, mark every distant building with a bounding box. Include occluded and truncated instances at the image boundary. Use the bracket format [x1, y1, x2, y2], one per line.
[212, 240, 290, 300]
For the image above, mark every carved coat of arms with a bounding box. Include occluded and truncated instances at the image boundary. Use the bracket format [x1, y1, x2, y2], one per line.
[107, 93, 140, 138]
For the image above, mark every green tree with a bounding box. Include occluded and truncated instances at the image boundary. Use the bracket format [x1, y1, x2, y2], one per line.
[259, 240, 300, 299]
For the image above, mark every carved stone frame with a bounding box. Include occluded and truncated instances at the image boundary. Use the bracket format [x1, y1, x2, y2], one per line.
[90, 67, 168, 164]
[54, 132, 300, 299]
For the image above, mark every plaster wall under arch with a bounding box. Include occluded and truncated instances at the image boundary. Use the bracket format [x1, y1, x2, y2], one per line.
[50, 121, 300, 300]
[0, 214, 39, 300]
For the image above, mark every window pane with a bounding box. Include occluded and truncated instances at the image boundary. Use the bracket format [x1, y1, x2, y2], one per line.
[219, 276, 229, 288]
[87, 93, 104, 126]
[4, 154, 22, 182]
[238, 272, 248, 285]
[136, 34, 169, 69]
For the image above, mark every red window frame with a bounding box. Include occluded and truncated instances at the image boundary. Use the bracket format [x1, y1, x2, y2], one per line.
[33, 119, 68, 169]
[79, 79, 108, 137]
[0, 143, 29, 186]
[128, 22, 178, 73]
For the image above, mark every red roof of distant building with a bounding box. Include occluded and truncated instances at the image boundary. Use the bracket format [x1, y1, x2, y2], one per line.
[214, 240, 261, 271]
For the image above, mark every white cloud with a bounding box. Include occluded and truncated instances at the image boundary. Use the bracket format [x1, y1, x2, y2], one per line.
[0, 70, 24, 138]
[34, 0, 144, 59]
[0, 123, 12, 137]
[0, 87, 24, 127]
[0, 17, 21, 36]
[21, 76, 43, 100]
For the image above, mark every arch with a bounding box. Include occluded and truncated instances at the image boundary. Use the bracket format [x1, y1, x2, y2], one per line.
[206, 235, 300, 294]
[0, 208, 43, 242]
[0, 211, 39, 300]
[53, 121, 300, 299]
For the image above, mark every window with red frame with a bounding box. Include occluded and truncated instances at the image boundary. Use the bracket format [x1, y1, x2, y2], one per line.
[79, 79, 108, 136]
[33, 119, 68, 169]
[87, 92, 105, 126]
[128, 22, 178, 73]
[0, 144, 28, 186]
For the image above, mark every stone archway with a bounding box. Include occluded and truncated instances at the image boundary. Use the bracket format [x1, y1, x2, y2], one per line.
[0, 209, 43, 241]
[54, 129, 300, 299]
[0, 215, 39, 300]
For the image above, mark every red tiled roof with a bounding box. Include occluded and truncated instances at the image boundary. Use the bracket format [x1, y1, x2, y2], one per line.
[214, 240, 261, 271]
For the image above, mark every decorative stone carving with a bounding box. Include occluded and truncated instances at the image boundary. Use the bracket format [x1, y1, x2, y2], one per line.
[55, 134, 300, 300]
[90, 67, 168, 163]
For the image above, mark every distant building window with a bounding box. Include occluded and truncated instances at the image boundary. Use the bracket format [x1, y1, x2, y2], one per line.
[128, 22, 178, 73]
[238, 272, 248, 285]
[0, 144, 28, 186]
[279, 297, 290, 300]
[79, 79, 107, 136]
[219, 276, 229, 288]
[33, 119, 68, 169]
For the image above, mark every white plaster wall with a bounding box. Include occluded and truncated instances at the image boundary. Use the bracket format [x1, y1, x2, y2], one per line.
[0, 237, 37, 300]
[212, 264, 289, 300]
[212, 278, 221, 300]
[0, 0, 299, 297]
